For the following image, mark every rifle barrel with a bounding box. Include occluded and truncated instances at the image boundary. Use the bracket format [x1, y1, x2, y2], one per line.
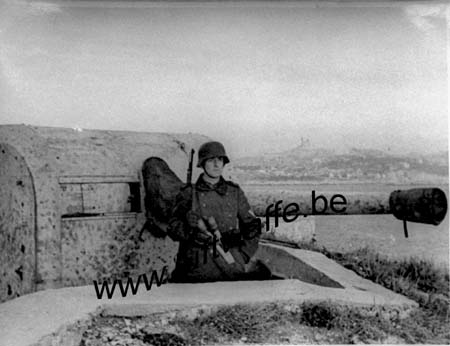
[187, 148, 194, 184]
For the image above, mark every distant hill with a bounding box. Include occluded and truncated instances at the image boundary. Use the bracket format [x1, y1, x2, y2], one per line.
[229, 146, 448, 184]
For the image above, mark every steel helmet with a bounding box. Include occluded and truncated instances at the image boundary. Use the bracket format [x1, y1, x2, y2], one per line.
[197, 141, 230, 167]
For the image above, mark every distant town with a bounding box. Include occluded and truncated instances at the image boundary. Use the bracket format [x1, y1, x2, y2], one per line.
[230, 143, 448, 185]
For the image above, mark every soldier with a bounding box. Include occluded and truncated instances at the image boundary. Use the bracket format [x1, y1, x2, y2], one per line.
[167, 141, 271, 282]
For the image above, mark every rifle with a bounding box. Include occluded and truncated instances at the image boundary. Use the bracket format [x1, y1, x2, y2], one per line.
[187, 149, 195, 186]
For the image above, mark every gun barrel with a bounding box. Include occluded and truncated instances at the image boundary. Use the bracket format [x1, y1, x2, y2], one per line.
[247, 187, 447, 226]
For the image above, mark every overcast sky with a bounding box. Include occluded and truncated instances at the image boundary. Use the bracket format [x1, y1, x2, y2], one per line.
[0, 1, 447, 158]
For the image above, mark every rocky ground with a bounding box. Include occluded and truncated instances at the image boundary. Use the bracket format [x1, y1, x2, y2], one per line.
[78, 302, 410, 345]
[79, 314, 186, 346]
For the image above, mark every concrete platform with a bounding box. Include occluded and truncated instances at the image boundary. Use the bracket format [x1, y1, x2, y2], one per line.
[0, 244, 418, 346]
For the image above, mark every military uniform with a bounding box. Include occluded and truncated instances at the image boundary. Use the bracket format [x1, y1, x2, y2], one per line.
[167, 174, 267, 282]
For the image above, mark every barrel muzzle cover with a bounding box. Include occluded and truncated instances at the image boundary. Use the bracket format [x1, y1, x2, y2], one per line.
[389, 188, 447, 225]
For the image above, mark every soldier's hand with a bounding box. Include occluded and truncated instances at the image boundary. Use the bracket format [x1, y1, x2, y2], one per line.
[191, 228, 213, 247]
[186, 210, 201, 228]
[242, 218, 262, 240]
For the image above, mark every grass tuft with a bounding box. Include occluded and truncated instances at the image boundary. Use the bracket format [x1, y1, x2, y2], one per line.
[298, 242, 450, 317]
[176, 303, 295, 344]
[300, 301, 338, 329]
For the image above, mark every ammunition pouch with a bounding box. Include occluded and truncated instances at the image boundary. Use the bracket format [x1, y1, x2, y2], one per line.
[221, 229, 244, 252]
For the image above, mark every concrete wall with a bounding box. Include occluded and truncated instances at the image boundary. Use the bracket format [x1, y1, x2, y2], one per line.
[0, 143, 36, 302]
[0, 125, 208, 302]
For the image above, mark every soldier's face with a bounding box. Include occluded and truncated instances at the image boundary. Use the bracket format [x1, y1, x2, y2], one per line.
[204, 157, 224, 178]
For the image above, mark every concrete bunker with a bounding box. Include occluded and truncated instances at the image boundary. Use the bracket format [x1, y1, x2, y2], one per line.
[0, 125, 209, 302]
[0, 125, 342, 305]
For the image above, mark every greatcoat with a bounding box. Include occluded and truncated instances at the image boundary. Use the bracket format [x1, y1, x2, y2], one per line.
[167, 174, 265, 282]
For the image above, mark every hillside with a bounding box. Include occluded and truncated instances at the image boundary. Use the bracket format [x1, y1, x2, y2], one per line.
[230, 146, 448, 184]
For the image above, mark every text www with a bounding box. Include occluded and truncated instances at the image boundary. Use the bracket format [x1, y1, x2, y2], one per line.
[93, 266, 168, 299]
